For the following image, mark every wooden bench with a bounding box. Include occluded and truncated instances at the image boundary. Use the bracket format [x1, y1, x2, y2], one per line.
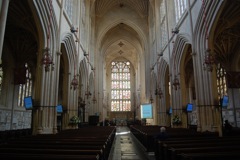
[156, 136, 240, 160]
[179, 152, 240, 160]
[0, 153, 99, 160]
[0, 126, 116, 160]
[168, 145, 240, 160]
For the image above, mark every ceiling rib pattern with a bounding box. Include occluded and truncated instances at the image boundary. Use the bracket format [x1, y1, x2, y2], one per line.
[95, 0, 148, 17]
[214, 0, 240, 70]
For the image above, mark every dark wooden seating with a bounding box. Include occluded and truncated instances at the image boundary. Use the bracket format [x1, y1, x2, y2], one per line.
[168, 144, 240, 160]
[179, 152, 240, 160]
[0, 126, 116, 160]
[130, 125, 240, 160]
[0, 153, 99, 160]
[0, 129, 32, 143]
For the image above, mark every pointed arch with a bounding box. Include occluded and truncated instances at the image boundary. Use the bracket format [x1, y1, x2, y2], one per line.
[171, 33, 191, 75]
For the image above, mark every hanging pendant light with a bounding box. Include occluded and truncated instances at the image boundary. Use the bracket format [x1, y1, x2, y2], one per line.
[155, 87, 163, 98]
[203, 48, 215, 72]
[42, 0, 54, 72]
[172, 75, 180, 90]
[201, 0, 215, 72]
[149, 94, 153, 103]
[85, 89, 92, 99]
[42, 47, 54, 72]
[158, 87, 163, 99]
[70, 32, 80, 90]
[71, 75, 78, 90]
[92, 93, 97, 103]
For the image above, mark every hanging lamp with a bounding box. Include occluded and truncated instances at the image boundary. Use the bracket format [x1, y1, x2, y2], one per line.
[202, 0, 215, 72]
[71, 41, 79, 90]
[42, 0, 54, 72]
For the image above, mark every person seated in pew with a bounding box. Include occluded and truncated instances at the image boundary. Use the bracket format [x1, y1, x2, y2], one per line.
[224, 120, 232, 134]
[154, 126, 169, 141]
[153, 126, 169, 160]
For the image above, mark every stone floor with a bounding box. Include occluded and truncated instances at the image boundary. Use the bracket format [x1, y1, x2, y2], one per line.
[108, 126, 155, 160]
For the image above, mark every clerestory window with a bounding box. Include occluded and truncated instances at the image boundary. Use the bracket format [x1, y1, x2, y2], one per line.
[174, 0, 187, 22]
[160, 0, 167, 48]
[64, 0, 73, 21]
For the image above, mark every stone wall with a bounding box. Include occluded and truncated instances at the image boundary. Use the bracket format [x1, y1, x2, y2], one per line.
[0, 109, 31, 131]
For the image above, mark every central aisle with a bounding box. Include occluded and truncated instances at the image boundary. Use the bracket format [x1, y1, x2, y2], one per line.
[108, 126, 155, 160]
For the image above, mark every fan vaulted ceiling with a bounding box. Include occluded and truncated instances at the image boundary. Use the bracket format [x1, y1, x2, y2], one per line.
[94, 0, 150, 69]
[95, 0, 149, 17]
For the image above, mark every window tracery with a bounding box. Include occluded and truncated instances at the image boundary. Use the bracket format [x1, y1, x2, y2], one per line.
[216, 63, 227, 100]
[174, 0, 187, 22]
[64, 0, 73, 21]
[111, 61, 131, 111]
[160, 0, 167, 48]
[18, 63, 32, 107]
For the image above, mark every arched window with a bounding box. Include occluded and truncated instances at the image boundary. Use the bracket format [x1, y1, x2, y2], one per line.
[174, 0, 187, 22]
[79, 0, 86, 47]
[160, 0, 167, 48]
[0, 63, 3, 96]
[216, 63, 227, 100]
[18, 63, 32, 107]
[111, 61, 131, 111]
[64, 0, 73, 21]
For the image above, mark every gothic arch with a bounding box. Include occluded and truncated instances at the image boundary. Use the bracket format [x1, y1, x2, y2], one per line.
[79, 59, 89, 100]
[61, 33, 77, 76]
[33, 0, 58, 64]
[158, 58, 170, 126]
[171, 33, 191, 75]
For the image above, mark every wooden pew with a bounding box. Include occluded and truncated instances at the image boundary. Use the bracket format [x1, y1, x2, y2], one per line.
[168, 145, 240, 160]
[179, 152, 240, 160]
[0, 126, 116, 160]
[0, 153, 99, 160]
[156, 135, 240, 160]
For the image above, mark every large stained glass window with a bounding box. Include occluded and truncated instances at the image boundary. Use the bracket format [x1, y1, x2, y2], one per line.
[216, 63, 227, 100]
[111, 61, 131, 111]
[18, 63, 32, 107]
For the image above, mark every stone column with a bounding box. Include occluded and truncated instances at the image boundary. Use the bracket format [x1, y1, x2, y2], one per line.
[0, 0, 10, 59]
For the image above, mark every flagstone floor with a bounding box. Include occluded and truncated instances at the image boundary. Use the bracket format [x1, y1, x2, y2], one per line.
[108, 126, 155, 160]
